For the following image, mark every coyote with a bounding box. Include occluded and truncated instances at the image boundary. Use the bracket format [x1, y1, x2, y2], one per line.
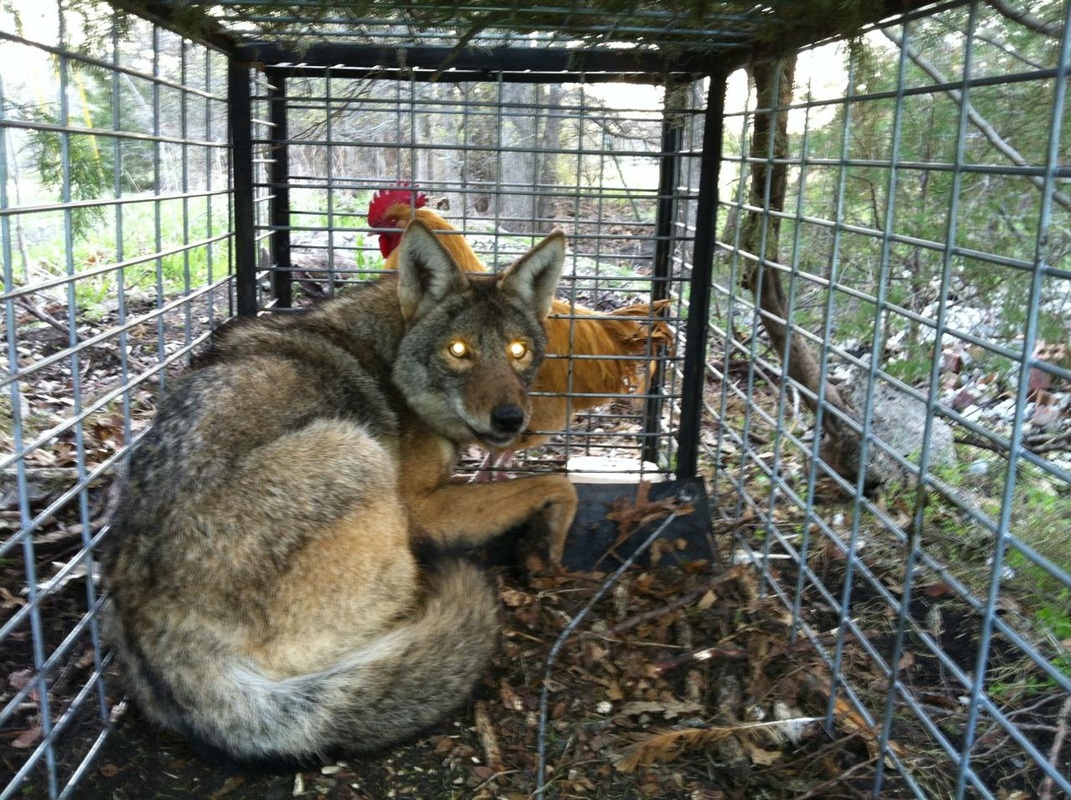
[101, 220, 579, 764]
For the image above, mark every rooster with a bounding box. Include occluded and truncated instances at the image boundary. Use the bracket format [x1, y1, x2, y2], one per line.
[367, 186, 675, 477]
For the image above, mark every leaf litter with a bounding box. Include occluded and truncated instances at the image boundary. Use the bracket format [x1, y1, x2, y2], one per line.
[60, 484, 907, 799]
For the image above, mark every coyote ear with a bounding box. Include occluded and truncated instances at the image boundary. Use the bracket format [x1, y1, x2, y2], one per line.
[499, 230, 565, 321]
[396, 220, 467, 321]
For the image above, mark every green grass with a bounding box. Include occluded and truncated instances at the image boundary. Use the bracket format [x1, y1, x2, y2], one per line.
[923, 459, 1071, 687]
[11, 194, 231, 319]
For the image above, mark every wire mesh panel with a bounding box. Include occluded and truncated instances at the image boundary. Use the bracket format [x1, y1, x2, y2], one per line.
[0, 2, 234, 795]
[254, 70, 698, 479]
[707, 1, 1071, 796]
[6, 0, 1070, 795]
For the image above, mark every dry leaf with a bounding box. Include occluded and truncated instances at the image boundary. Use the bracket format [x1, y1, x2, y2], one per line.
[697, 590, 717, 610]
[745, 742, 781, 766]
[208, 775, 246, 799]
[498, 679, 524, 712]
[8, 668, 33, 691]
[600, 481, 696, 565]
[0, 587, 26, 609]
[499, 587, 532, 608]
[831, 696, 905, 763]
[431, 735, 455, 755]
[11, 725, 43, 749]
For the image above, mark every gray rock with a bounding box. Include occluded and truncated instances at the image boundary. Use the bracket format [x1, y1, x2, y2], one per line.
[846, 377, 957, 487]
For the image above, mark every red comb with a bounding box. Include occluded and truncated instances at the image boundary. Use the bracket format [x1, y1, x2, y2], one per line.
[367, 182, 429, 227]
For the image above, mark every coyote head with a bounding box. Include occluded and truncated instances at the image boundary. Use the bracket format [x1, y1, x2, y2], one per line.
[392, 220, 565, 449]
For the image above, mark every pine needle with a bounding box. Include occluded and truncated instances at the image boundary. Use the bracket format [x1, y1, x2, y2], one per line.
[612, 717, 822, 772]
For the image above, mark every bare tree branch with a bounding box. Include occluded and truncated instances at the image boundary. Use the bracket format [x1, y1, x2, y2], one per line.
[882, 27, 1071, 214]
[984, 0, 1063, 39]
[739, 60, 884, 490]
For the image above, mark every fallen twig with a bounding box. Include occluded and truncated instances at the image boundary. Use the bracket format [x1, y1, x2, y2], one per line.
[1038, 693, 1071, 800]
[14, 294, 78, 341]
[603, 565, 746, 637]
[654, 644, 751, 674]
[711, 511, 756, 536]
[473, 700, 503, 772]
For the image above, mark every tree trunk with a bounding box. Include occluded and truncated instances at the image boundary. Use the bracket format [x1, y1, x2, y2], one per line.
[536, 84, 563, 227]
[741, 59, 881, 490]
[497, 83, 538, 232]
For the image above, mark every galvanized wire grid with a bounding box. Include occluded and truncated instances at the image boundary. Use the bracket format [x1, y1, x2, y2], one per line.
[4, 0, 1070, 797]
[707, 1, 1071, 797]
[251, 72, 695, 476]
[0, 2, 233, 796]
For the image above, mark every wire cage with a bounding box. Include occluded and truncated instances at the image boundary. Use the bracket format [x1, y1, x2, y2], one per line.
[710, 7, 1071, 796]
[255, 70, 701, 477]
[1, 0, 1070, 798]
[1, 5, 234, 796]
[711, 4, 1071, 796]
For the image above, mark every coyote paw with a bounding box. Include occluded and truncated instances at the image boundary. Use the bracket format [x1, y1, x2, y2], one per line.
[541, 478, 579, 564]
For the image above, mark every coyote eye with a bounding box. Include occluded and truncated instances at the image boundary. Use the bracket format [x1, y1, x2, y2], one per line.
[447, 340, 469, 359]
[508, 341, 528, 359]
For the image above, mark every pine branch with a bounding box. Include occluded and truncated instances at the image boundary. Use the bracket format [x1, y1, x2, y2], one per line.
[882, 27, 1071, 215]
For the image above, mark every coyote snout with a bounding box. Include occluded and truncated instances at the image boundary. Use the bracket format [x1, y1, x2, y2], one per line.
[455, 357, 536, 447]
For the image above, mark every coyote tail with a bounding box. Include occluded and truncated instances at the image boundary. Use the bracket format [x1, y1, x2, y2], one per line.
[119, 559, 499, 765]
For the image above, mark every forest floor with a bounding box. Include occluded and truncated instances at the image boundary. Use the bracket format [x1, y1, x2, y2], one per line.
[16, 501, 1065, 800]
[48, 546, 925, 800]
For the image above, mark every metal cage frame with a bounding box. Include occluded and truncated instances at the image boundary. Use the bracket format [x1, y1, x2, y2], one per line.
[1, 0, 1069, 797]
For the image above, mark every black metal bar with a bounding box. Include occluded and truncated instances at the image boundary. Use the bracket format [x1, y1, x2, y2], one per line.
[267, 69, 292, 309]
[642, 81, 686, 466]
[259, 66, 697, 85]
[675, 73, 726, 480]
[237, 43, 714, 83]
[229, 62, 258, 318]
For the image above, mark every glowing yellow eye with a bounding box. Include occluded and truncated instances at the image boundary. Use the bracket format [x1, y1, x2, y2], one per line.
[448, 340, 468, 358]
[508, 341, 528, 359]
